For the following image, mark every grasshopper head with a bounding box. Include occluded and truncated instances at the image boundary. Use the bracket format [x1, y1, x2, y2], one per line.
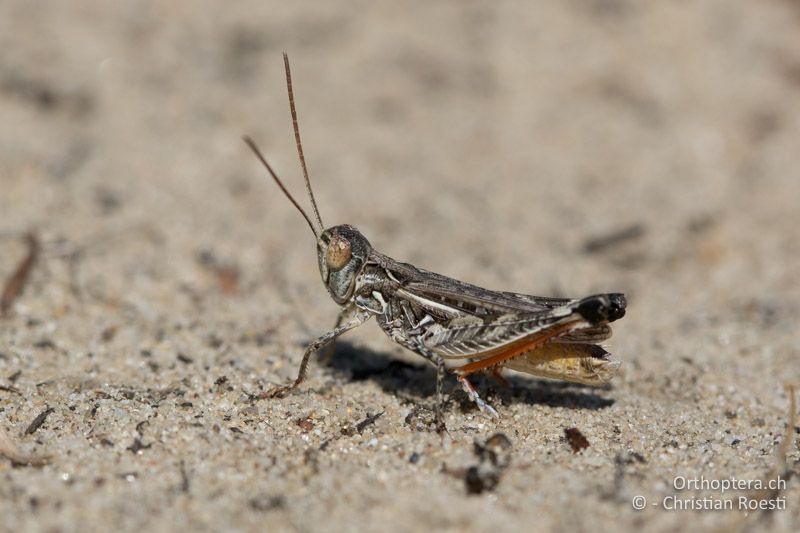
[317, 224, 371, 304]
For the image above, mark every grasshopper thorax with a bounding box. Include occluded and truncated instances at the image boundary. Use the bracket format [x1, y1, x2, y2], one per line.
[317, 224, 372, 305]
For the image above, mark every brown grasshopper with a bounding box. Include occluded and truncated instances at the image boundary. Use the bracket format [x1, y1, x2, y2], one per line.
[245, 54, 626, 430]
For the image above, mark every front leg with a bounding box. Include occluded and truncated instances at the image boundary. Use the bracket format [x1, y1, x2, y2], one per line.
[265, 310, 371, 398]
[319, 305, 357, 364]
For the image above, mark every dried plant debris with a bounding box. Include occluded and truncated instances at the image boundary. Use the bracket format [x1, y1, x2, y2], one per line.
[25, 407, 55, 435]
[1, 232, 39, 314]
[727, 385, 798, 532]
[178, 461, 190, 493]
[0, 73, 93, 115]
[465, 433, 513, 495]
[582, 224, 644, 254]
[747, 385, 797, 525]
[0, 425, 48, 466]
[196, 249, 240, 295]
[602, 450, 648, 501]
[775, 385, 797, 475]
[127, 438, 152, 454]
[318, 411, 386, 451]
[100, 325, 119, 342]
[0, 383, 22, 395]
[564, 427, 590, 453]
[355, 411, 384, 433]
[249, 495, 286, 512]
[341, 411, 384, 437]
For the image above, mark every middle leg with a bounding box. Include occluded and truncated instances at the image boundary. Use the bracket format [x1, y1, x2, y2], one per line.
[413, 343, 449, 433]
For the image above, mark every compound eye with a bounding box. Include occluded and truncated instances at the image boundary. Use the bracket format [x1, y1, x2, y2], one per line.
[325, 235, 352, 271]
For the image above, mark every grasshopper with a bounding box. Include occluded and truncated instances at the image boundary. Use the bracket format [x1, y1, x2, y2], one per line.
[245, 54, 626, 430]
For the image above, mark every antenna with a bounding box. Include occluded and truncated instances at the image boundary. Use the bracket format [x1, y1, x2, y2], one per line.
[283, 52, 324, 231]
[243, 136, 319, 239]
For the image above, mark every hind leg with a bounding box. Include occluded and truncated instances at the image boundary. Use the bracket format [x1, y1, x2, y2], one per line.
[457, 375, 499, 418]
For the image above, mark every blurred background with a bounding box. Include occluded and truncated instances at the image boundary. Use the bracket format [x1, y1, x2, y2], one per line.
[1, 1, 799, 531]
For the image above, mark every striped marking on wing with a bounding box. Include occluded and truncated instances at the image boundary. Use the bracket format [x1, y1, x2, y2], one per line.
[426, 307, 580, 359]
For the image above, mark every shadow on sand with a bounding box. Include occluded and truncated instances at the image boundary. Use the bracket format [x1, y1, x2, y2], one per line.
[324, 340, 615, 412]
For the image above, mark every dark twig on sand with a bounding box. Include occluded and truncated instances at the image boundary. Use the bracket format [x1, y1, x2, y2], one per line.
[1, 233, 39, 314]
[0, 384, 22, 395]
[340, 411, 385, 436]
[582, 224, 644, 254]
[731, 385, 797, 532]
[355, 411, 384, 433]
[25, 407, 54, 435]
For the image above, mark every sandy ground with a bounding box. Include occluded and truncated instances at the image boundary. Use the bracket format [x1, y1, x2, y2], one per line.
[1, 1, 799, 532]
